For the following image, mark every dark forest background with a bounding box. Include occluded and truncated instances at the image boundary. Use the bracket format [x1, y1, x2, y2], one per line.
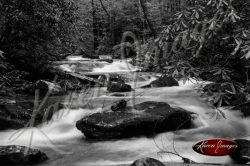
[0, 0, 250, 107]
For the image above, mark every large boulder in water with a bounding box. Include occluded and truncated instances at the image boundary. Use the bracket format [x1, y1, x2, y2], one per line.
[0, 99, 63, 130]
[107, 82, 132, 92]
[111, 99, 127, 112]
[230, 139, 250, 164]
[0, 103, 32, 130]
[142, 76, 179, 88]
[0, 145, 48, 165]
[76, 101, 191, 139]
[130, 158, 165, 166]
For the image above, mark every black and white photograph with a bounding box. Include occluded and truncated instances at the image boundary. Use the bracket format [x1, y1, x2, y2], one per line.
[0, 0, 250, 165]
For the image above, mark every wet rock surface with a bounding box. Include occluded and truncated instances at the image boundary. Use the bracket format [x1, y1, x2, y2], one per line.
[0, 145, 48, 165]
[107, 82, 132, 92]
[111, 99, 127, 112]
[130, 158, 165, 166]
[76, 101, 191, 139]
[150, 75, 179, 87]
[30, 80, 65, 96]
[0, 98, 63, 130]
[142, 75, 179, 88]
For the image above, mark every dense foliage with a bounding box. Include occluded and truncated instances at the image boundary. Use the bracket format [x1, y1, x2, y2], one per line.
[0, 0, 77, 72]
[0, 50, 32, 97]
[151, 0, 250, 107]
[0, 0, 250, 108]
[86, 0, 167, 55]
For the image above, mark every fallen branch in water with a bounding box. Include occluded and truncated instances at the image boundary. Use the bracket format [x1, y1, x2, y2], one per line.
[154, 113, 198, 165]
[157, 151, 197, 164]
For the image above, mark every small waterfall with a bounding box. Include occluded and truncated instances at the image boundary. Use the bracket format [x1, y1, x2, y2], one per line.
[92, 60, 139, 74]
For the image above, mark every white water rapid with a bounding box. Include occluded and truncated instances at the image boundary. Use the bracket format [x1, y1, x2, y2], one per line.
[1, 57, 250, 166]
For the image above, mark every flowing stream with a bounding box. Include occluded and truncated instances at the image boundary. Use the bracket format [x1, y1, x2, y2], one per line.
[1, 57, 250, 166]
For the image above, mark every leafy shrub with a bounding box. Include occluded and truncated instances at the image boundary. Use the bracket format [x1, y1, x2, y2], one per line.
[149, 0, 250, 107]
[0, 0, 78, 72]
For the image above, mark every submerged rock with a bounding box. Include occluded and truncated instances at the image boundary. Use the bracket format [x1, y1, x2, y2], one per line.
[142, 75, 179, 88]
[111, 99, 127, 112]
[111, 93, 126, 97]
[107, 82, 132, 92]
[230, 139, 250, 164]
[150, 75, 179, 87]
[0, 145, 48, 165]
[98, 59, 113, 63]
[76, 101, 191, 139]
[130, 158, 165, 166]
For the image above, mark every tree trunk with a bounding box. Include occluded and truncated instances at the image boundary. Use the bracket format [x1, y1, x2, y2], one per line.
[157, 0, 164, 25]
[110, 16, 115, 45]
[98, 0, 116, 46]
[92, 0, 99, 51]
[139, 0, 156, 38]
